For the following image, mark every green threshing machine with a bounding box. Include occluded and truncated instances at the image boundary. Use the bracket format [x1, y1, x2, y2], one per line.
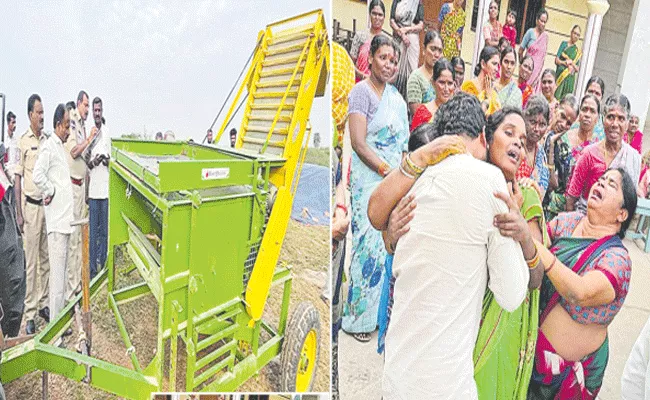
[0, 10, 329, 398]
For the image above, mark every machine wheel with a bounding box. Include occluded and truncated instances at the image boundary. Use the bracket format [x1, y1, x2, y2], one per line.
[280, 301, 320, 392]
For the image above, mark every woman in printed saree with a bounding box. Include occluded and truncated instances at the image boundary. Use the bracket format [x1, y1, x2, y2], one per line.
[516, 95, 550, 198]
[406, 30, 443, 115]
[462, 46, 501, 115]
[439, 0, 466, 59]
[570, 76, 606, 141]
[517, 167, 637, 399]
[540, 69, 559, 116]
[368, 107, 548, 399]
[343, 35, 409, 343]
[483, 1, 503, 47]
[518, 55, 535, 107]
[350, 0, 387, 83]
[495, 46, 523, 109]
[390, 0, 424, 100]
[543, 94, 580, 220]
[410, 59, 456, 131]
[567, 94, 642, 214]
[555, 25, 582, 100]
[518, 9, 549, 93]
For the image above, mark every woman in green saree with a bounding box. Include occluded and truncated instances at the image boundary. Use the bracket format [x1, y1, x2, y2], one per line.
[473, 177, 548, 400]
[368, 107, 548, 399]
[554, 25, 582, 100]
[496, 46, 523, 109]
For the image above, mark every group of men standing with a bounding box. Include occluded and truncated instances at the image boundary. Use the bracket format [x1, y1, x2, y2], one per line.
[3, 91, 110, 336]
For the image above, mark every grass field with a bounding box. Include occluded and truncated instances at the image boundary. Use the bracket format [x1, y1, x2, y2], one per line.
[305, 147, 330, 168]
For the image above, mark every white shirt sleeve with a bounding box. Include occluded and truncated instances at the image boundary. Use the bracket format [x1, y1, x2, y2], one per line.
[33, 141, 55, 198]
[621, 316, 650, 400]
[484, 170, 529, 312]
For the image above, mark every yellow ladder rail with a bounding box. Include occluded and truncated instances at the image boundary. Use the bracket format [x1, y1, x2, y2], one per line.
[245, 10, 329, 322]
[259, 35, 312, 154]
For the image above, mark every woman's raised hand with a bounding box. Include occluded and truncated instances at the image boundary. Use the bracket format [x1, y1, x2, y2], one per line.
[518, 177, 542, 200]
[386, 194, 417, 252]
[493, 182, 531, 244]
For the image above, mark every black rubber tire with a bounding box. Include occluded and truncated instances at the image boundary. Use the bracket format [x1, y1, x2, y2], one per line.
[280, 301, 321, 392]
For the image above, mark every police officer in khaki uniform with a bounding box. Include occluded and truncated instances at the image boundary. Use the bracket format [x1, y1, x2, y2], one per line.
[15, 94, 50, 335]
[64, 91, 95, 300]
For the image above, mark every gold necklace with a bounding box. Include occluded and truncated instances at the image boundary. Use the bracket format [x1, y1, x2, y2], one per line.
[602, 142, 618, 159]
[368, 77, 384, 98]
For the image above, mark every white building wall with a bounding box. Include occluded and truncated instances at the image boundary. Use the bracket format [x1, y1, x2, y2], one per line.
[592, 0, 633, 95]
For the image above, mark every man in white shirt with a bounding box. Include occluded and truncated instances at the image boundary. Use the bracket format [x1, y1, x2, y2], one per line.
[33, 104, 73, 319]
[87, 97, 110, 279]
[380, 94, 529, 399]
[621, 315, 650, 399]
[4, 111, 19, 181]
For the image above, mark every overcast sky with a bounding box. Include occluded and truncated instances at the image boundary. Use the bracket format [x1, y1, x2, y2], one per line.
[0, 1, 330, 147]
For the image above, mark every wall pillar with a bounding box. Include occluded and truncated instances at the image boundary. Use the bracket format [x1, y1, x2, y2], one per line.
[471, 0, 489, 74]
[575, 0, 610, 100]
[618, 0, 650, 131]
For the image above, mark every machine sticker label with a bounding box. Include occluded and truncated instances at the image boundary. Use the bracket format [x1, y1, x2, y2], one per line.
[202, 168, 230, 180]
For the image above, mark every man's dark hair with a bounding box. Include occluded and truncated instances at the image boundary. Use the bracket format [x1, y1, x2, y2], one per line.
[431, 92, 486, 140]
[28, 94, 41, 115]
[6, 111, 15, 124]
[524, 94, 550, 124]
[230, 128, 237, 136]
[408, 123, 436, 151]
[66, 101, 76, 111]
[53, 103, 66, 130]
[77, 90, 88, 105]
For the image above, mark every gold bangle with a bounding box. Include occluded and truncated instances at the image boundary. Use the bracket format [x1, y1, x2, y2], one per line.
[398, 162, 416, 179]
[526, 249, 540, 269]
[378, 161, 391, 177]
[405, 153, 425, 174]
[401, 157, 421, 177]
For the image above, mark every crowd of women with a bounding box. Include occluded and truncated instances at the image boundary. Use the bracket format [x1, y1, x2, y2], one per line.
[332, 0, 648, 398]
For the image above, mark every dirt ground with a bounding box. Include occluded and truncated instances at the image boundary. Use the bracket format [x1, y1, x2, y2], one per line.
[4, 220, 330, 399]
